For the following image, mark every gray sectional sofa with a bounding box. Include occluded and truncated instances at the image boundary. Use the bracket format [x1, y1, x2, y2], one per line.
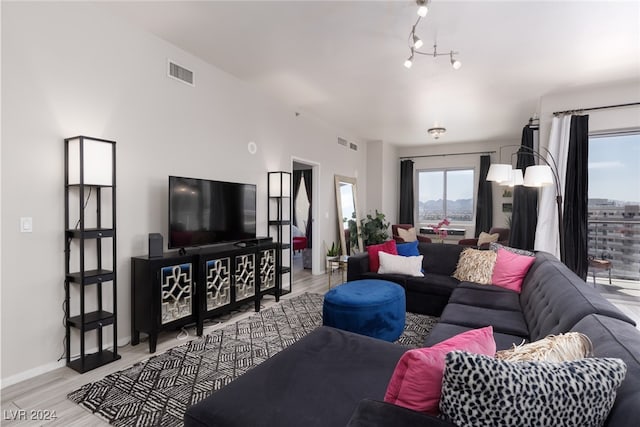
[185, 243, 640, 426]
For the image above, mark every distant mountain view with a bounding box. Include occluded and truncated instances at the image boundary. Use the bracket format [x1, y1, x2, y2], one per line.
[418, 198, 473, 222]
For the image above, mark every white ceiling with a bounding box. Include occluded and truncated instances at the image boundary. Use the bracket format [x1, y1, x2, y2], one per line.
[100, 1, 640, 146]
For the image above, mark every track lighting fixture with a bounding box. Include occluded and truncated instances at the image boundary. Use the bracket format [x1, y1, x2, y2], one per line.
[405, 1, 461, 70]
[417, 0, 429, 17]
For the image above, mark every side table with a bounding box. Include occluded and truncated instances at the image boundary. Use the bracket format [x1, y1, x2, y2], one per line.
[326, 255, 349, 289]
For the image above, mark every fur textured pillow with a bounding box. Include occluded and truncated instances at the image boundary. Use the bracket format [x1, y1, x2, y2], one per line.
[496, 332, 593, 362]
[440, 351, 627, 427]
[489, 242, 535, 257]
[452, 248, 497, 285]
[397, 227, 417, 242]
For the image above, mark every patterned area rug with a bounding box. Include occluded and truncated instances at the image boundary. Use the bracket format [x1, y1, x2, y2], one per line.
[68, 292, 437, 426]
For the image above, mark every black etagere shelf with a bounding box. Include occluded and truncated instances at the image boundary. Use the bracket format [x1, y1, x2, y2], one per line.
[268, 171, 292, 295]
[64, 136, 120, 373]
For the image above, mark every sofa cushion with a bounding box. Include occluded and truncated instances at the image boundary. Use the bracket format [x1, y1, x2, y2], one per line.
[367, 240, 398, 273]
[448, 286, 521, 312]
[384, 326, 495, 415]
[184, 326, 407, 427]
[477, 231, 499, 246]
[360, 272, 408, 287]
[439, 303, 529, 337]
[347, 399, 456, 427]
[424, 322, 527, 351]
[440, 351, 627, 427]
[571, 314, 640, 427]
[520, 252, 635, 341]
[405, 274, 459, 297]
[418, 243, 465, 276]
[491, 247, 535, 292]
[397, 227, 417, 242]
[452, 248, 497, 285]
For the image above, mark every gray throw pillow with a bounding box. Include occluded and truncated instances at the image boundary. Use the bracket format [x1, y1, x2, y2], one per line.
[440, 351, 626, 427]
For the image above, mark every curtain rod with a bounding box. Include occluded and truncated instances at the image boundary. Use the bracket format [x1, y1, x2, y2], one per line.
[553, 102, 640, 116]
[400, 150, 495, 160]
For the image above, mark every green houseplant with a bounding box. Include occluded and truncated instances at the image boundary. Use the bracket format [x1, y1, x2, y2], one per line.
[326, 241, 341, 257]
[359, 210, 390, 246]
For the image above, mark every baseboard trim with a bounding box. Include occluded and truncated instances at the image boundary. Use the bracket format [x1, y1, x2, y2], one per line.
[1, 337, 130, 389]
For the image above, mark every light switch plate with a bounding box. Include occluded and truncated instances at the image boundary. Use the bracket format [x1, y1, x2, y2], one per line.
[20, 217, 33, 233]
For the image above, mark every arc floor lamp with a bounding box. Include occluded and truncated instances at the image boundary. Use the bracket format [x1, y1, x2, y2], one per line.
[486, 145, 564, 261]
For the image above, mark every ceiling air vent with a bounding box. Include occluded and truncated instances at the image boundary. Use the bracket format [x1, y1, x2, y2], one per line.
[349, 142, 358, 151]
[337, 137, 348, 147]
[168, 60, 194, 86]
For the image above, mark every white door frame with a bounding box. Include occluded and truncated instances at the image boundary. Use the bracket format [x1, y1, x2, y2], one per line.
[291, 156, 321, 275]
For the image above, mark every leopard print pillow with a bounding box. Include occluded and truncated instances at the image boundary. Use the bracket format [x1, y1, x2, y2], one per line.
[452, 248, 497, 284]
[440, 351, 627, 427]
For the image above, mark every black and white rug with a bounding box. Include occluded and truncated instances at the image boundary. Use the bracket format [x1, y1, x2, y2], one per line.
[68, 293, 437, 426]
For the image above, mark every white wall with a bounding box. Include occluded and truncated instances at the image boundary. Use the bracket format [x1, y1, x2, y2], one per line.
[365, 140, 399, 224]
[539, 80, 640, 145]
[0, 2, 367, 384]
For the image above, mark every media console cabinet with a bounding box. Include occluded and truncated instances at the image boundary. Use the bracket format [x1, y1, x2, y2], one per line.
[131, 241, 279, 352]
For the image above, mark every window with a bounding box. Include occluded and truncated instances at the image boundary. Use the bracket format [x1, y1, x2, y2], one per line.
[417, 169, 474, 223]
[587, 132, 640, 280]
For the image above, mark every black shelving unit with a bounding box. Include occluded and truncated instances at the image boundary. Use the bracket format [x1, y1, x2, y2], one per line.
[268, 171, 292, 295]
[64, 136, 120, 373]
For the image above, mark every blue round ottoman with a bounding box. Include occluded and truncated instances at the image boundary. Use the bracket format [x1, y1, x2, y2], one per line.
[322, 279, 406, 342]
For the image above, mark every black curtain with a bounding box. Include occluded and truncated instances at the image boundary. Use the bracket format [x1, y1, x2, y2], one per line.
[474, 155, 493, 237]
[302, 169, 313, 248]
[399, 160, 415, 224]
[563, 115, 589, 279]
[509, 125, 538, 250]
[292, 171, 303, 228]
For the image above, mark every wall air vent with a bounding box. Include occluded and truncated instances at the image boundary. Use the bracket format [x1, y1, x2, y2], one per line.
[168, 60, 194, 86]
[349, 142, 358, 151]
[337, 137, 348, 147]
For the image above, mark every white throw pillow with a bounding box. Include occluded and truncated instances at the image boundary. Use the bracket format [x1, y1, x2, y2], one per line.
[397, 227, 417, 242]
[378, 251, 424, 277]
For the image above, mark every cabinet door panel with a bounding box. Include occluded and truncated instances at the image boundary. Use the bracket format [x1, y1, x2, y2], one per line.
[205, 258, 231, 309]
[234, 254, 255, 300]
[160, 263, 193, 324]
[259, 249, 276, 291]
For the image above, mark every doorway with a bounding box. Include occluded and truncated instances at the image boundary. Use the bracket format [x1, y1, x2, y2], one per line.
[292, 158, 320, 280]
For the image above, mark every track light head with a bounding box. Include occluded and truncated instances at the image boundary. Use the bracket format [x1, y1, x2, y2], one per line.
[450, 53, 462, 70]
[412, 33, 423, 49]
[417, 0, 428, 17]
[404, 51, 414, 69]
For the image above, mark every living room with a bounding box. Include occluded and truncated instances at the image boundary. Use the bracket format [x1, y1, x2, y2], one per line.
[1, 1, 639, 425]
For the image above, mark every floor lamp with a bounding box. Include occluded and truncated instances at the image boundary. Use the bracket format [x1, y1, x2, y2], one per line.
[487, 145, 564, 261]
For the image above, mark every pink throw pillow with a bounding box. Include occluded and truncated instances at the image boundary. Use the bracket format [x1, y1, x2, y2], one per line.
[384, 326, 496, 415]
[367, 240, 398, 272]
[491, 247, 536, 293]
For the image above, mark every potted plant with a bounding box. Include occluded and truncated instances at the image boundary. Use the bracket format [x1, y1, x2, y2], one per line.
[326, 241, 341, 258]
[359, 210, 390, 246]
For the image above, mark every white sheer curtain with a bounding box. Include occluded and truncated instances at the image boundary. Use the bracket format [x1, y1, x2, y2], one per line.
[534, 115, 571, 257]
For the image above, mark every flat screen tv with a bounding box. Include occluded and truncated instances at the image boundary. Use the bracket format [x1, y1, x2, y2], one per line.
[168, 176, 256, 249]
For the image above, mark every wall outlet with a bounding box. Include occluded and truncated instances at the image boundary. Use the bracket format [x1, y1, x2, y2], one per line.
[20, 217, 33, 233]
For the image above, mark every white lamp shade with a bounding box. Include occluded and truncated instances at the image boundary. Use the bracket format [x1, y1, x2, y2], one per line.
[507, 169, 524, 187]
[67, 137, 113, 186]
[486, 164, 512, 183]
[269, 172, 291, 197]
[523, 165, 554, 187]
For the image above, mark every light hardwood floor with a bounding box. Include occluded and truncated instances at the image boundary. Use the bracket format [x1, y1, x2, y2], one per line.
[0, 266, 328, 426]
[1, 262, 638, 426]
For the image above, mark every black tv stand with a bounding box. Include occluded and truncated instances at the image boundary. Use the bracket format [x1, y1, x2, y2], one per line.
[131, 240, 279, 352]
